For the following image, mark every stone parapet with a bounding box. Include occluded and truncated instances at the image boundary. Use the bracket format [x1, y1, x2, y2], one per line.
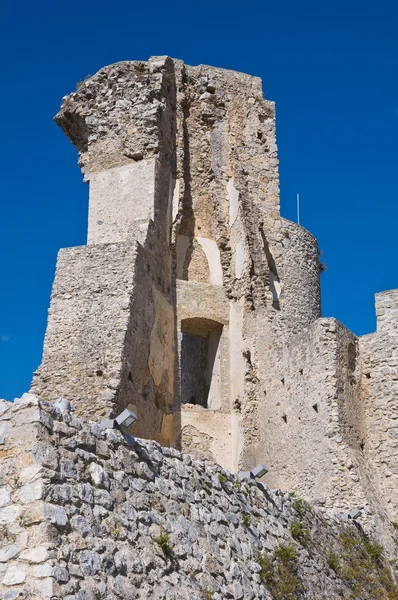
[375, 288, 398, 335]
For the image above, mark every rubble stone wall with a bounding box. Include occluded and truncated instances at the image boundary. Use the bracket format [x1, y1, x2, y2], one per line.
[1, 396, 393, 600]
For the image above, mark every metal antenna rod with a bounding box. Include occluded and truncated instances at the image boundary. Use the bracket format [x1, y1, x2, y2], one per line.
[297, 193, 300, 225]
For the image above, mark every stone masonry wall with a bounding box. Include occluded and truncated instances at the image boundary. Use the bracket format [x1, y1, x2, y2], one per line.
[280, 218, 321, 334]
[249, 319, 370, 516]
[1, 395, 396, 600]
[358, 290, 398, 542]
[28, 56, 398, 556]
[33, 56, 179, 446]
[31, 243, 139, 421]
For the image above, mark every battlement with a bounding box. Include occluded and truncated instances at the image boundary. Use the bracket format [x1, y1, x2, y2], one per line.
[375, 288, 398, 334]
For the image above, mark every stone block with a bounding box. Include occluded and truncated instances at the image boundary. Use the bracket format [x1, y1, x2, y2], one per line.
[250, 464, 269, 478]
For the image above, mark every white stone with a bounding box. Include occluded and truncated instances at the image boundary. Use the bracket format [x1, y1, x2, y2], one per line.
[0, 487, 11, 508]
[13, 393, 39, 408]
[227, 178, 239, 226]
[88, 463, 106, 487]
[33, 563, 53, 577]
[2, 566, 26, 586]
[0, 505, 21, 524]
[235, 240, 246, 279]
[44, 503, 67, 526]
[34, 575, 54, 598]
[0, 545, 19, 562]
[0, 401, 10, 417]
[197, 238, 223, 286]
[19, 481, 42, 504]
[20, 546, 48, 563]
[0, 422, 10, 444]
[88, 160, 156, 245]
[19, 465, 43, 485]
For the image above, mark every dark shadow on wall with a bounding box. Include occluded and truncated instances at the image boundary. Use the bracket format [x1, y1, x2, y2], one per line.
[259, 225, 281, 310]
[180, 318, 223, 408]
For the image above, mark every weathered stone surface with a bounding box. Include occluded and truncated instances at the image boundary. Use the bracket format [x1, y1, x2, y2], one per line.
[1, 55, 397, 598]
[2, 566, 26, 586]
[0, 545, 19, 563]
[27, 58, 398, 546]
[0, 401, 397, 599]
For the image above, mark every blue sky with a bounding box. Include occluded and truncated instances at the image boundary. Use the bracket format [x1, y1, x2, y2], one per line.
[0, 0, 397, 400]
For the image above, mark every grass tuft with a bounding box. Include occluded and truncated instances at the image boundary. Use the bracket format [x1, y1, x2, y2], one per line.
[290, 521, 310, 547]
[154, 528, 174, 559]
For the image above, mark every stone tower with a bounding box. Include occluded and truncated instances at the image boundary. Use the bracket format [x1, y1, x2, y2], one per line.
[32, 58, 398, 540]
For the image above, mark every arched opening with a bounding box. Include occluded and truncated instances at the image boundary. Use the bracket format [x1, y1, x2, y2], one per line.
[180, 318, 223, 409]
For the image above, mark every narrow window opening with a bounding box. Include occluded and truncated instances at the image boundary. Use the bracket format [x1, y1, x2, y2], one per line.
[360, 441, 365, 452]
[312, 403, 318, 413]
[281, 377, 285, 385]
[282, 414, 287, 423]
[365, 372, 371, 379]
[181, 318, 223, 409]
[299, 369, 303, 375]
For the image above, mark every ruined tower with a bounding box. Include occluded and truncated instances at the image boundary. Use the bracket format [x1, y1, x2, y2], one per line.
[31, 57, 398, 540]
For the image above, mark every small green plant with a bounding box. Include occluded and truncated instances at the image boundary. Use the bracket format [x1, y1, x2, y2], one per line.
[290, 521, 310, 547]
[392, 521, 398, 531]
[363, 539, 384, 562]
[334, 527, 398, 598]
[274, 544, 297, 564]
[218, 473, 227, 484]
[154, 528, 173, 559]
[292, 497, 310, 516]
[232, 482, 240, 490]
[326, 548, 341, 573]
[257, 552, 273, 585]
[259, 545, 304, 599]
[338, 528, 359, 550]
[110, 520, 123, 538]
[242, 512, 251, 528]
[202, 591, 215, 600]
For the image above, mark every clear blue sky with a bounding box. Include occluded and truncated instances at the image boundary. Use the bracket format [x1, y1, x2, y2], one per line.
[0, 0, 397, 400]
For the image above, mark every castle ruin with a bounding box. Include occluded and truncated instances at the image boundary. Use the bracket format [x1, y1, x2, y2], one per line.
[30, 56, 398, 545]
